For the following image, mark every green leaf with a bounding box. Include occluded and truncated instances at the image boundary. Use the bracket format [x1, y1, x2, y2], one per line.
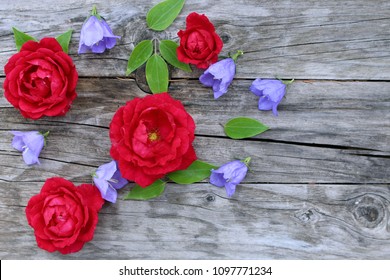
[126, 40, 154, 75]
[167, 160, 217, 184]
[56, 29, 73, 53]
[224, 117, 269, 139]
[146, 0, 185, 31]
[145, 54, 169, 93]
[123, 180, 166, 200]
[159, 40, 191, 72]
[12, 27, 37, 51]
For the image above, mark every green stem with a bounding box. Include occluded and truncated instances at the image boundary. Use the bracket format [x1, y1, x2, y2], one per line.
[276, 76, 295, 85]
[90, 5, 102, 20]
[153, 38, 159, 55]
[39, 131, 50, 147]
[91, 5, 98, 16]
[230, 50, 244, 62]
[243, 157, 251, 167]
[282, 78, 294, 85]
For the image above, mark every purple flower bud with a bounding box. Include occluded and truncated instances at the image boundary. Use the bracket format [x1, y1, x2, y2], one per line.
[199, 58, 236, 99]
[250, 78, 286, 116]
[11, 131, 45, 165]
[78, 15, 120, 54]
[210, 159, 248, 197]
[93, 160, 128, 203]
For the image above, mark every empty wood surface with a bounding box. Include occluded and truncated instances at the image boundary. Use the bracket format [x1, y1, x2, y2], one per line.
[0, 0, 389, 259]
[0, 0, 389, 79]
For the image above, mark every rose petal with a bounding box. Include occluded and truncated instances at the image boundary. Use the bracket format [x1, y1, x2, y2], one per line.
[57, 241, 85, 255]
[77, 183, 104, 212]
[186, 12, 216, 32]
[38, 38, 64, 53]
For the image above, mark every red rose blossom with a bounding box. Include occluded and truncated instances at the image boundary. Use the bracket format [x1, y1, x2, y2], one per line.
[4, 38, 78, 120]
[177, 12, 223, 69]
[25, 177, 104, 254]
[109, 93, 197, 187]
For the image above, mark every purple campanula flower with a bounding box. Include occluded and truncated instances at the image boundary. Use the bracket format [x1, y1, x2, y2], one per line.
[78, 6, 120, 54]
[250, 78, 287, 116]
[93, 160, 128, 203]
[210, 157, 250, 197]
[199, 58, 236, 99]
[11, 131, 46, 165]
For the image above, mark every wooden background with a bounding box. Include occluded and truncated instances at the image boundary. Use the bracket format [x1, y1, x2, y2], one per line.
[0, 0, 389, 259]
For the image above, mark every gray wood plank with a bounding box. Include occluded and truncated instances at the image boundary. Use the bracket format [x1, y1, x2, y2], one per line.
[0, 131, 388, 184]
[1, 182, 389, 259]
[0, 78, 388, 185]
[1, 0, 389, 261]
[1, 78, 388, 153]
[0, 0, 389, 79]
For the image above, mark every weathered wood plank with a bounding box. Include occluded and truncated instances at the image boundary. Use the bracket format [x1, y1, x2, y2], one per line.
[0, 131, 388, 184]
[1, 78, 389, 153]
[1, 182, 389, 259]
[0, 78, 388, 185]
[1, 0, 389, 261]
[0, 0, 389, 79]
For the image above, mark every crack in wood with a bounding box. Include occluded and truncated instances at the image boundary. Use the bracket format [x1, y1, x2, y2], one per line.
[195, 133, 381, 152]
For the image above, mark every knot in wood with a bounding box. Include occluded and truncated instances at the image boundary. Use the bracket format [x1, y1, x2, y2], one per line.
[351, 195, 385, 228]
[220, 33, 231, 44]
[135, 65, 171, 94]
[294, 207, 320, 224]
[205, 194, 215, 202]
[135, 65, 151, 93]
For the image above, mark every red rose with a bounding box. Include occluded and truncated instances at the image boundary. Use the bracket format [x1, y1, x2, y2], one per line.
[177, 12, 223, 69]
[109, 93, 197, 187]
[25, 177, 104, 254]
[3, 38, 78, 120]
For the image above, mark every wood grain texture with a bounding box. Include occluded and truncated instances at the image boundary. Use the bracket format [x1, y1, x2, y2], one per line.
[1, 78, 389, 153]
[0, 0, 389, 260]
[0, 77, 389, 259]
[0, 0, 389, 79]
[1, 182, 390, 259]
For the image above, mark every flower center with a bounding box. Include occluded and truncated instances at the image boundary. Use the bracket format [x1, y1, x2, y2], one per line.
[148, 131, 159, 142]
